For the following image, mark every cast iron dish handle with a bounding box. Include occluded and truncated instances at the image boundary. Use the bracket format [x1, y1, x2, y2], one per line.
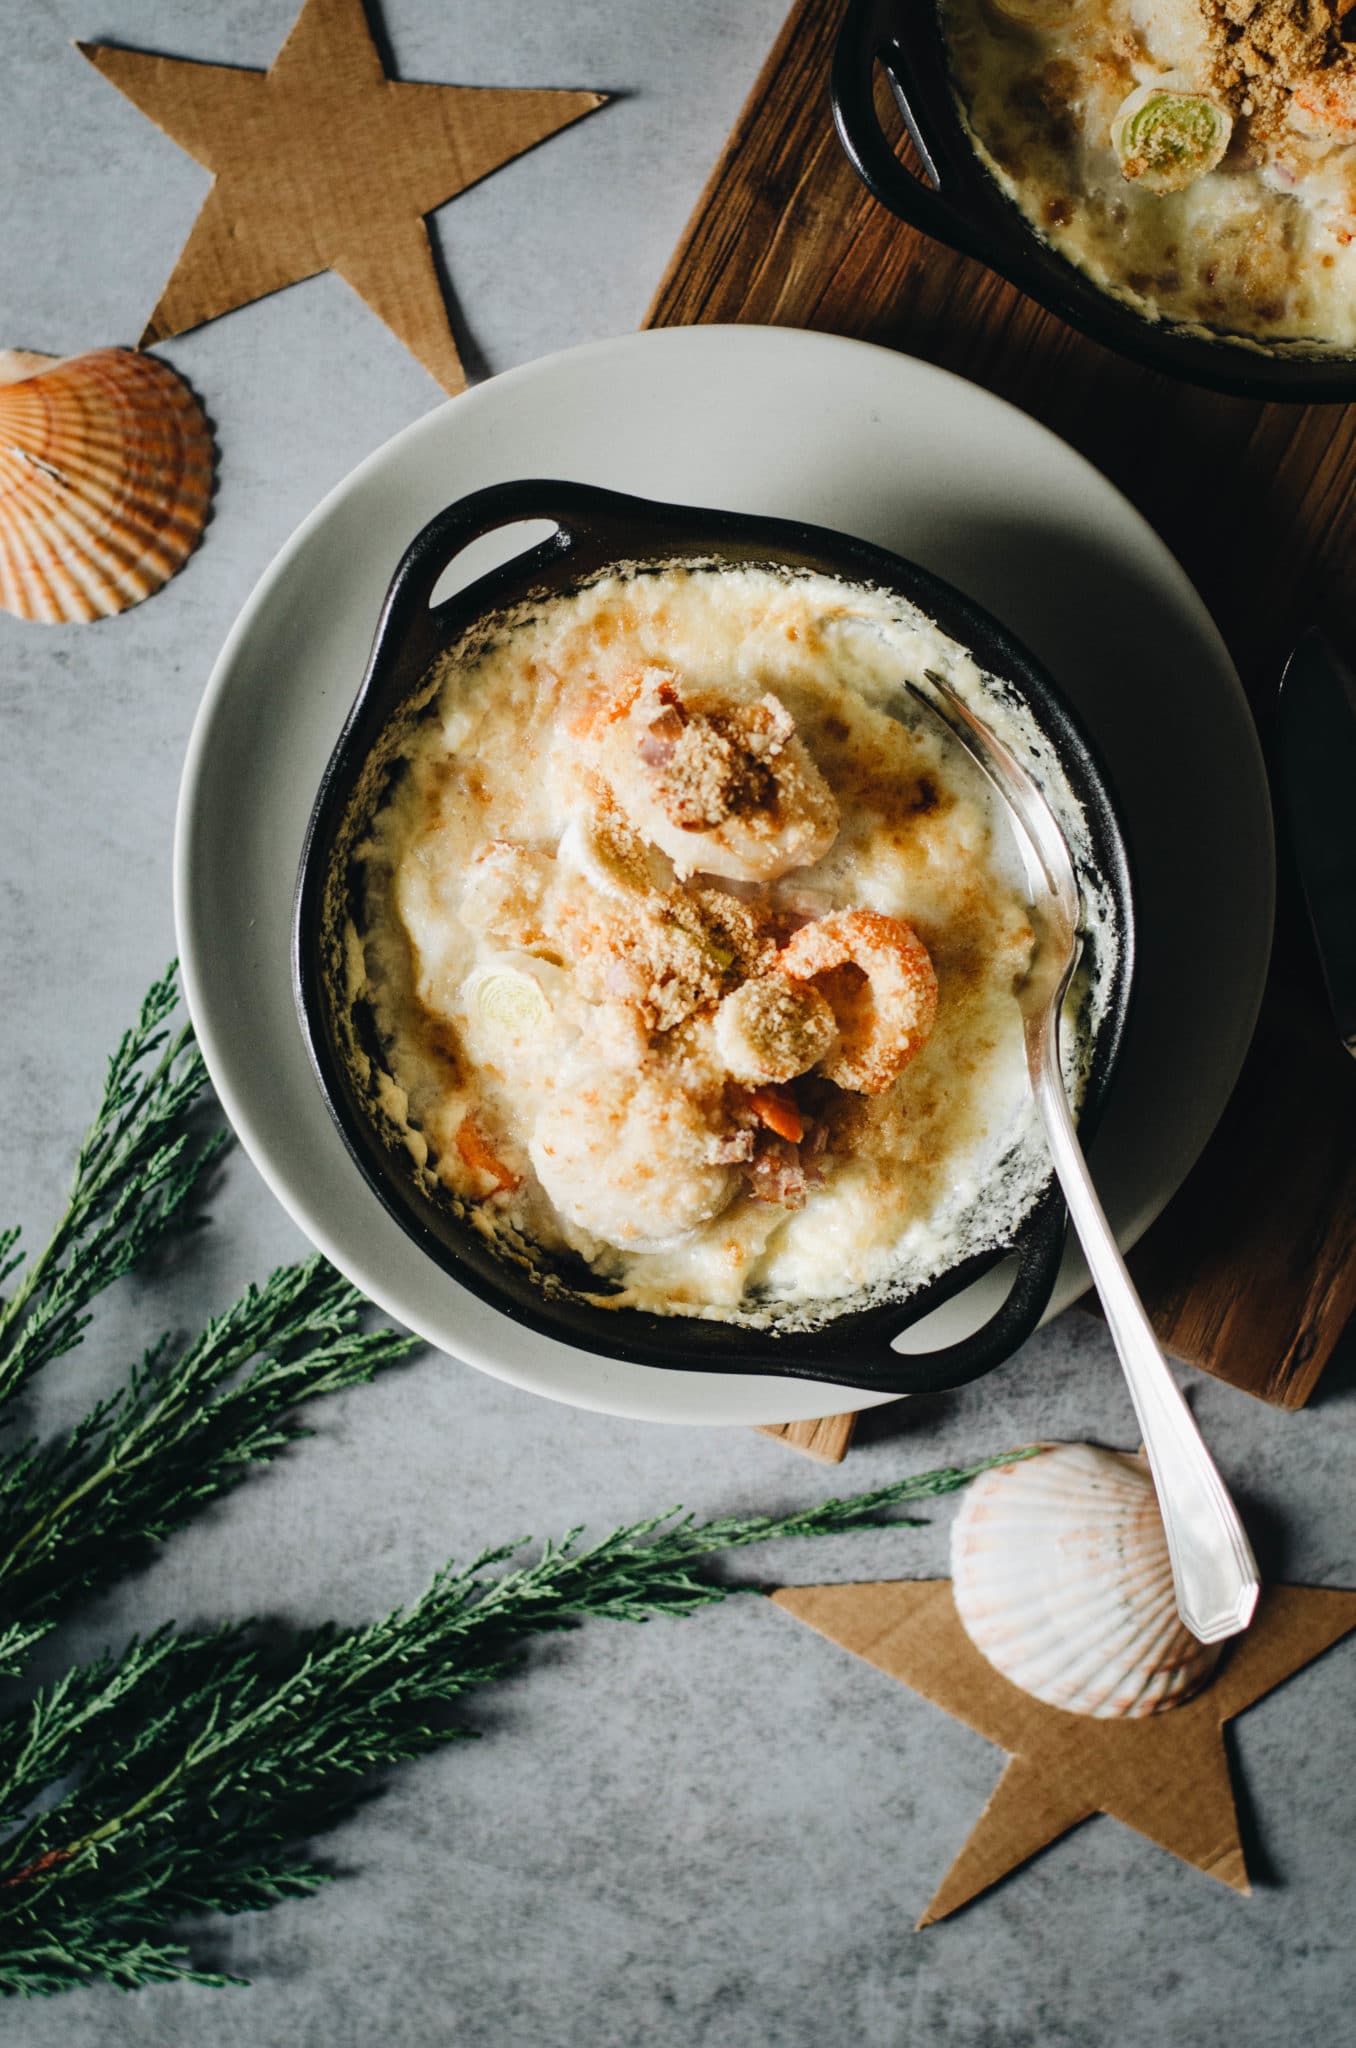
[831, 0, 1007, 274]
[310, 479, 1096, 1396]
[848, 1187, 1069, 1392]
[336, 479, 725, 758]
[343, 485, 582, 752]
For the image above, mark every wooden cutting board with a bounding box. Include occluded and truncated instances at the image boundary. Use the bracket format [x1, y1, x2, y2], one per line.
[643, 0, 1356, 1459]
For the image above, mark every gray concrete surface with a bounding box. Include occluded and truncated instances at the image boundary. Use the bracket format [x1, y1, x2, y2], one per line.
[2, 2, 1354, 2043]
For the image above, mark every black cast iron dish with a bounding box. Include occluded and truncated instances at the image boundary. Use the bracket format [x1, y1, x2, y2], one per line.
[832, 0, 1356, 403]
[294, 479, 1135, 1397]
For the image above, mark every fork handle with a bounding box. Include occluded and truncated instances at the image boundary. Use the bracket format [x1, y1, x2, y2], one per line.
[1029, 1017, 1260, 1644]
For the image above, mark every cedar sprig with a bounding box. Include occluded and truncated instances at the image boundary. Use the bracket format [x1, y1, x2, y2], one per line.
[0, 1258, 421, 1680]
[0, 969, 419, 1691]
[0, 965, 224, 1407]
[0, 1455, 1033, 1996]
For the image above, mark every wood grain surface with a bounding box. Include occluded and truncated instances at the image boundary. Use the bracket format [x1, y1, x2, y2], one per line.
[755, 1414, 860, 1463]
[643, 0, 1356, 1449]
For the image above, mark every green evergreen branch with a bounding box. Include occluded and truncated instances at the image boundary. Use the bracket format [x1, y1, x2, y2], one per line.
[0, 968, 419, 1691]
[0, 961, 441, 1992]
[0, 1258, 420, 1677]
[0, 1453, 1034, 1996]
[0, 966, 225, 1406]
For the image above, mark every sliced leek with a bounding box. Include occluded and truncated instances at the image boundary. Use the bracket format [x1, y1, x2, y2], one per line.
[462, 962, 553, 1043]
[1111, 83, 1232, 196]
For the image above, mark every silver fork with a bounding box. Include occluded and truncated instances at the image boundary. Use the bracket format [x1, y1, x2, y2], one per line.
[909, 669, 1260, 1644]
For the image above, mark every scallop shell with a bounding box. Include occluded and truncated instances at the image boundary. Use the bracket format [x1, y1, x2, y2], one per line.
[0, 346, 213, 623]
[951, 1444, 1222, 1718]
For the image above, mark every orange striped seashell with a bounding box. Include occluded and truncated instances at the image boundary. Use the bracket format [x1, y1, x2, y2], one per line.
[0, 346, 213, 624]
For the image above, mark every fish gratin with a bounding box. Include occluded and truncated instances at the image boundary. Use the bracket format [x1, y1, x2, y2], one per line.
[344, 562, 1113, 1329]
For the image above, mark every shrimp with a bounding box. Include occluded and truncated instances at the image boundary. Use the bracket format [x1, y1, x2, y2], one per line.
[778, 910, 937, 1095]
[1290, 65, 1356, 142]
[578, 670, 839, 882]
[529, 1065, 746, 1250]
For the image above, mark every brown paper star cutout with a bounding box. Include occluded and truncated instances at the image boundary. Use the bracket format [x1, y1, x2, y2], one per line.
[773, 1578, 1356, 1926]
[78, 0, 607, 392]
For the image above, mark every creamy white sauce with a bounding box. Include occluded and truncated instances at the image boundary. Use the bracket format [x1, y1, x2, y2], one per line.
[344, 563, 1117, 1330]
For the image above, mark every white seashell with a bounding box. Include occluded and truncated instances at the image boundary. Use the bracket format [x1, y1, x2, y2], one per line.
[951, 1443, 1222, 1718]
[0, 346, 213, 623]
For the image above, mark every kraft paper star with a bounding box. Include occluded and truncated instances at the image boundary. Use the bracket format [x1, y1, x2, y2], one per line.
[78, 0, 608, 393]
[773, 1578, 1356, 1925]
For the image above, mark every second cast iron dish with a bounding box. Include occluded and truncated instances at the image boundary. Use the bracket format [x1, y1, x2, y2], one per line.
[831, 0, 1356, 403]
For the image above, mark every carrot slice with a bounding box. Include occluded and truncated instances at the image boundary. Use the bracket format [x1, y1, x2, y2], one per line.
[747, 1086, 804, 1145]
[455, 1114, 520, 1194]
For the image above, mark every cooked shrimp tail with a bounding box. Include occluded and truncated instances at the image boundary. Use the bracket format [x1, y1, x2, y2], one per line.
[778, 909, 938, 1094]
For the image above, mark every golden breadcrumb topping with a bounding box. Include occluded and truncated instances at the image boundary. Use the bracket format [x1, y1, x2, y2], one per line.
[713, 972, 839, 1085]
[1202, 0, 1351, 140]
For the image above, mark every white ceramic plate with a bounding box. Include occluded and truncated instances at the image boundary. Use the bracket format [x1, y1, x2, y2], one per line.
[175, 325, 1273, 1426]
